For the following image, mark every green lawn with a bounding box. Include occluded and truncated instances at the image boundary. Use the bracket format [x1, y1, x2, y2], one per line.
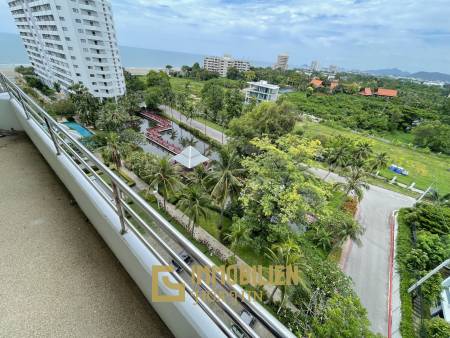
[297, 121, 450, 194]
[169, 77, 204, 97]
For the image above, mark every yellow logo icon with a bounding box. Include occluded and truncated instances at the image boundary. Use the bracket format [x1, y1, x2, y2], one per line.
[151, 265, 185, 302]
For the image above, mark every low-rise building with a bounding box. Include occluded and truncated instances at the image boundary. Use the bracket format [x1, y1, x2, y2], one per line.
[203, 54, 250, 77]
[245, 80, 279, 103]
[310, 78, 323, 88]
[375, 88, 398, 97]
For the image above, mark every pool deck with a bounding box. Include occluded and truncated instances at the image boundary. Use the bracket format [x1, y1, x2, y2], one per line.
[0, 133, 173, 337]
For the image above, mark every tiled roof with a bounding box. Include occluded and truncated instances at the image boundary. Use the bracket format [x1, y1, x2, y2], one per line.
[310, 79, 323, 87]
[376, 88, 398, 97]
[360, 87, 373, 96]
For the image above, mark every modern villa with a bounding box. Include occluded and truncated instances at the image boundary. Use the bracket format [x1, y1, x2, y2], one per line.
[244, 80, 280, 103]
[8, 0, 125, 98]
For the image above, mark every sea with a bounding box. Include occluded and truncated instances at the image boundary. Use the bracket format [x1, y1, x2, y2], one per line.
[0, 32, 270, 70]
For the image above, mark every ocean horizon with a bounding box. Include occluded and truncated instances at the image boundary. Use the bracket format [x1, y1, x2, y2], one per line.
[0, 32, 271, 70]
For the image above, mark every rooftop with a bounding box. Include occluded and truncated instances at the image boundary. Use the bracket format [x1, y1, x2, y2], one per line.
[247, 80, 280, 89]
[172, 146, 209, 169]
[0, 133, 172, 337]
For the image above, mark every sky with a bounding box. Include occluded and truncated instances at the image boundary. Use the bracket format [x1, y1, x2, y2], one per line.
[1, 0, 450, 73]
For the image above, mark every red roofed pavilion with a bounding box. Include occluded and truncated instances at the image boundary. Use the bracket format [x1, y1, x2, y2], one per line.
[375, 88, 398, 97]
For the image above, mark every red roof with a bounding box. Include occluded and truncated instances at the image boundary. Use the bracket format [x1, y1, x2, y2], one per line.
[330, 81, 339, 90]
[360, 87, 372, 96]
[310, 79, 323, 88]
[376, 88, 398, 97]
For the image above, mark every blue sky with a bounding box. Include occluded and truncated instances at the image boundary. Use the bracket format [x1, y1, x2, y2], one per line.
[1, 0, 450, 73]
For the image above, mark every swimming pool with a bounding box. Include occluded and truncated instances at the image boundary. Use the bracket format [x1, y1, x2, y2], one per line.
[63, 122, 93, 138]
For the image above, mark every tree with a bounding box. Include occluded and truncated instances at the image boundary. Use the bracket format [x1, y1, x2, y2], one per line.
[207, 148, 245, 232]
[369, 151, 389, 173]
[177, 186, 209, 236]
[96, 101, 140, 132]
[311, 294, 373, 338]
[223, 88, 244, 123]
[144, 157, 182, 211]
[69, 83, 99, 126]
[423, 317, 450, 338]
[144, 87, 162, 110]
[224, 222, 250, 257]
[226, 66, 242, 80]
[412, 121, 450, 154]
[323, 136, 353, 178]
[123, 70, 145, 91]
[100, 130, 143, 169]
[201, 82, 225, 122]
[265, 237, 307, 313]
[228, 101, 297, 154]
[45, 98, 75, 118]
[335, 167, 370, 202]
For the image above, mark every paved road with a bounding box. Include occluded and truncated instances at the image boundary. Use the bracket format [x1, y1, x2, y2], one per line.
[160, 105, 228, 144]
[311, 168, 415, 335]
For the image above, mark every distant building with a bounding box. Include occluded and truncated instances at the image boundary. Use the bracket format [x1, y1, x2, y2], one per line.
[375, 88, 398, 97]
[8, 0, 125, 99]
[330, 80, 339, 91]
[273, 53, 289, 71]
[203, 54, 250, 77]
[310, 78, 323, 88]
[329, 65, 337, 73]
[310, 60, 320, 72]
[245, 80, 279, 103]
[360, 88, 373, 96]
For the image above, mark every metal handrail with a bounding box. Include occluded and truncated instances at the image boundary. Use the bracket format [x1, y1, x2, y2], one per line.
[0, 72, 295, 338]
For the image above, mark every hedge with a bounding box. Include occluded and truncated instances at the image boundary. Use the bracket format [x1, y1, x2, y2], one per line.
[396, 209, 416, 338]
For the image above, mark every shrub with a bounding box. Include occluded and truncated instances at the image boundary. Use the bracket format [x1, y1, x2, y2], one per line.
[423, 317, 450, 338]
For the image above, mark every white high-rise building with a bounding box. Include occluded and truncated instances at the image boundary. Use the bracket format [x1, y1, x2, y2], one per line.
[203, 54, 250, 77]
[310, 60, 320, 72]
[8, 0, 125, 99]
[273, 53, 289, 71]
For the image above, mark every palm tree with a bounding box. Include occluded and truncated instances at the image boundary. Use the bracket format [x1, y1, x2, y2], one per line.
[207, 149, 245, 232]
[369, 152, 389, 174]
[224, 222, 250, 257]
[265, 237, 308, 312]
[143, 156, 182, 211]
[336, 167, 370, 202]
[177, 186, 209, 236]
[324, 137, 351, 179]
[187, 165, 209, 189]
[353, 141, 373, 166]
[100, 131, 143, 169]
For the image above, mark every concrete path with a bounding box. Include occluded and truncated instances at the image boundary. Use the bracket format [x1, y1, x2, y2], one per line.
[311, 167, 415, 336]
[0, 134, 173, 337]
[160, 105, 228, 144]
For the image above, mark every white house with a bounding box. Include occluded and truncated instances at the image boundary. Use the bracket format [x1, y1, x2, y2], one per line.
[244, 80, 279, 103]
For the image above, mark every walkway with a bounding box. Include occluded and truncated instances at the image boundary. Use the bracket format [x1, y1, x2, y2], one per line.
[160, 105, 228, 144]
[141, 110, 181, 154]
[0, 134, 173, 337]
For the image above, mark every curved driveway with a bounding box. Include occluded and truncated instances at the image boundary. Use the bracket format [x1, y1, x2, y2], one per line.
[310, 167, 415, 335]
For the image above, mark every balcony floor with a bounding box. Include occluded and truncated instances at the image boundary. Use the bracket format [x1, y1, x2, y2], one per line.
[0, 133, 173, 337]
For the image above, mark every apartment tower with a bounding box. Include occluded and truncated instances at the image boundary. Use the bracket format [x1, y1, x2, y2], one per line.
[8, 0, 125, 99]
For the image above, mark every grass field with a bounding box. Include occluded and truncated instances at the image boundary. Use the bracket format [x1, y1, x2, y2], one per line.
[169, 77, 204, 97]
[297, 121, 450, 194]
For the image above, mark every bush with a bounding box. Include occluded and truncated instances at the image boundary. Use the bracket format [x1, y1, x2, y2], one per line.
[396, 210, 416, 338]
[423, 317, 450, 338]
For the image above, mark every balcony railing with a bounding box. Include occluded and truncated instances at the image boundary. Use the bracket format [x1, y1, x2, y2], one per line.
[0, 72, 294, 338]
